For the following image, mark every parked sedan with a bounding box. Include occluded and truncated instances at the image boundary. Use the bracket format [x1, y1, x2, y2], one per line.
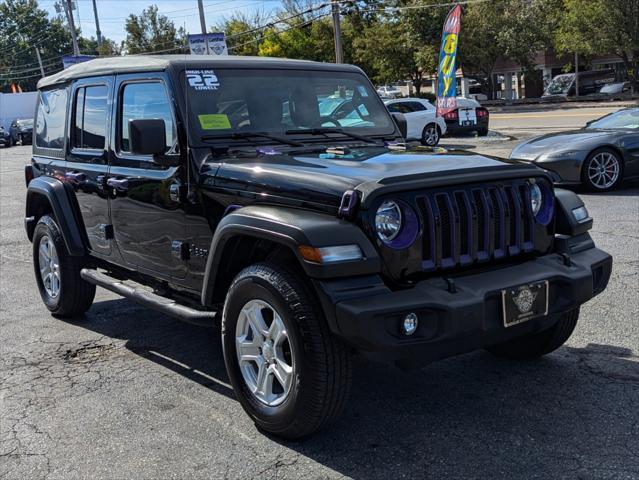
[10, 118, 34, 145]
[509, 108, 639, 191]
[440, 97, 490, 136]
[384, 98, 447, 146]
[0, 126, 12, 148]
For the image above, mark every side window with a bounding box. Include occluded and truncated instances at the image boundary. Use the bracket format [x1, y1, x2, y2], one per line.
[73, 85, 108, 150]
[387, 102, 412, 114]
[35, 88, 68, 149]
[408, 102, 426, 112]
[120, 82, 175, 153]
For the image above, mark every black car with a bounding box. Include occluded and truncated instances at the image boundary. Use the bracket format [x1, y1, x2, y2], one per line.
[25, 56, 611, 439]
[441, 97, 489, 136]
[510, 108, 639, 191]
[0, 125, 12, 147]
[10, 118, 33, 145]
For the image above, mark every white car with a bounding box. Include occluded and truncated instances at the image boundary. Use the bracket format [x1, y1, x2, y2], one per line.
[377, 85, 402, 98]
[384, 97, 447, 146]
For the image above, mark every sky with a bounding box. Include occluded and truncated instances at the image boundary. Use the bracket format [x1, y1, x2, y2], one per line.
[39, 0, 283, 43]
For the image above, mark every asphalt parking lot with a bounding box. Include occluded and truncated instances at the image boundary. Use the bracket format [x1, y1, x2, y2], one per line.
[1, 131, 638, 478]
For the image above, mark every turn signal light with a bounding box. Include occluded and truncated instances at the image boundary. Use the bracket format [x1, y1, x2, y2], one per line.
[298, 245, 363, 264]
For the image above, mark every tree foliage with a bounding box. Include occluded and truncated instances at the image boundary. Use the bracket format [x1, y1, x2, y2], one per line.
[122, 5, 187, 54]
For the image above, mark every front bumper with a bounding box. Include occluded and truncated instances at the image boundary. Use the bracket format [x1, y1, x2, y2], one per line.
[316, 241, 611, 368]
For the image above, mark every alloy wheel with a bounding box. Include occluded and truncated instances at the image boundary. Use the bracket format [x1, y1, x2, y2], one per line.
[38, 235, 60, 298]
[423, 125, 439, 146]
[588, 152, 620, 190]
[235, 299, 294, 406]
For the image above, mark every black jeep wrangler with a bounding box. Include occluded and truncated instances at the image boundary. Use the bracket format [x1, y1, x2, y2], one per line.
[26, 56, 612, 439]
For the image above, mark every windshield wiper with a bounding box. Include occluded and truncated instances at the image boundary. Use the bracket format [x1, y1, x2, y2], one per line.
[284, 127, 379, 144]
[201, 132, 303, 147]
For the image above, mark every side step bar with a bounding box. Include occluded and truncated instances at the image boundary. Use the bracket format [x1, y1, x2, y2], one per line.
[80, 268, 217, 327]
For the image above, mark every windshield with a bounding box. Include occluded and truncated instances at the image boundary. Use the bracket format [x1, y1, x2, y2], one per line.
[181, 68, 395, 143]
[587, 109, 639, 129]
[17, 119, 33, 127]
[544, 74, 574, 95]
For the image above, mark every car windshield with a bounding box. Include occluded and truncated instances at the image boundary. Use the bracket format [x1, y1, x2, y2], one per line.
[587, 109, 639, 129]
[17, 119, 33, 127]
[182, 68, 394, 144]
[544, 74, 574, 95]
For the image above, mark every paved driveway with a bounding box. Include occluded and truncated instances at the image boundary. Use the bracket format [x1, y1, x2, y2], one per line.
[1, 144, 638, 479]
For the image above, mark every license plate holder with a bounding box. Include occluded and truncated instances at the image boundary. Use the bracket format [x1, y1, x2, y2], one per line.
[501, 280, 549, 327]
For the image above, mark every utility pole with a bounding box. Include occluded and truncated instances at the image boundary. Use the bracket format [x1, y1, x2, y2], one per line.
[574, 52, 579, 97]
[91, 0, 102, 46]
[61, 0, 81, 56]
[331, 0, 343, 63]
[197, 0, 210, 55]
[34, 47, 45, 77]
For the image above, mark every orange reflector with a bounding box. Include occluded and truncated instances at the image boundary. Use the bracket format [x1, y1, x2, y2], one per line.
[298, 245, 323, 264]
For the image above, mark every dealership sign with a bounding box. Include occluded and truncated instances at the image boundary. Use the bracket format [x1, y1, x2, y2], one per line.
[436, 5, 462, 116]
[188, 33, 228, 55]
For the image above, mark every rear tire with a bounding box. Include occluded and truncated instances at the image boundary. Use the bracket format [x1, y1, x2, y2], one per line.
[485, 308, 579, 360]
[32, 215, 95, 318]
[222, 262, 352, 439]
[477, 127, 489, 136]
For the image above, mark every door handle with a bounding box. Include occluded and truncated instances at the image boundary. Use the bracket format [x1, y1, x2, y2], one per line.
[65, 171, 86, 182]
[106, 178, 129, 191]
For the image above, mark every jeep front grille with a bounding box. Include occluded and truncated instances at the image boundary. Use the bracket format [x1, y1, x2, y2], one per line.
[416, 181, 536, 271]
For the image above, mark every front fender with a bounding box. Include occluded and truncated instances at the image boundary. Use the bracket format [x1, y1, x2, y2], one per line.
[201, 205, 380, 306]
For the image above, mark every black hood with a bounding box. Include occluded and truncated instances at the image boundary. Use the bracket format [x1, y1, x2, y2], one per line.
[206, 146, 542, 208]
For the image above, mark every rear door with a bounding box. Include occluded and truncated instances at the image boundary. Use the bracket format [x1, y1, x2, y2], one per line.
[108, 73, 187, 281]
[66, 76, 113, 257]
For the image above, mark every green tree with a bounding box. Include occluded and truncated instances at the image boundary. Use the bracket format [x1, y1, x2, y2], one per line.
[216, 10, 272, 56]
[0, 0, 72, 91]
[122, 5, 187, 54]
[555, 0, 639, 90]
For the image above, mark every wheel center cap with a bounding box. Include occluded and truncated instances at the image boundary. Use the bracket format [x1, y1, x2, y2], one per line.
[262, 342, 275, 363]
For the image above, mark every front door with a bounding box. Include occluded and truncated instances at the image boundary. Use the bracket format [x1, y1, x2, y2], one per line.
[66, 76, 113, 257]
[108, 74, 187, 281]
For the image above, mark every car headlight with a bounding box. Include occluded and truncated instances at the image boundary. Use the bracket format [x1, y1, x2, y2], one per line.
[529, 180, 554, 225]
[529, 183, 542, 216]
[542, 150, 582, 160]
[375, 200, 402, 242]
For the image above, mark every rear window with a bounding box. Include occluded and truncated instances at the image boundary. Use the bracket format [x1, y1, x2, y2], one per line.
[73, 85, 108, 150]
[35, 88, 68, 149]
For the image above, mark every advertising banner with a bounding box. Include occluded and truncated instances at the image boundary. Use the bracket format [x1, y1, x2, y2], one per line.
[436, 4, 462, 116]
[188, 33, 228, 55]
[62, 55, 95, 69]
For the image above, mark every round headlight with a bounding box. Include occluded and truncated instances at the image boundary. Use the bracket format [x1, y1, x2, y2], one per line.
[375, 200, 403, 242]
[529, 183, 542, 216]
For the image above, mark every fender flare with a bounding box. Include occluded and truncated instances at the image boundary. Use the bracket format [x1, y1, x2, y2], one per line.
[25, 176, 86, 256]
[201, 205, 381, 306]
[554, 188, 593, 237]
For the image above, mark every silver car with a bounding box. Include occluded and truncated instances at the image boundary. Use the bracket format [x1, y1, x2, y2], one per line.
[510, 108, 639, 191]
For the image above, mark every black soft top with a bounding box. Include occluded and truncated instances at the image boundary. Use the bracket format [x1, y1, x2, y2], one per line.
[37, 55, 363, 89]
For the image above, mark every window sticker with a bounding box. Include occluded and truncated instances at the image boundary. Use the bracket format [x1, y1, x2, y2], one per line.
[198, 114, 231, 130]
[356, 104, 369, 116]
[357, 85, 369, 97]
[186, 70, 220, 91]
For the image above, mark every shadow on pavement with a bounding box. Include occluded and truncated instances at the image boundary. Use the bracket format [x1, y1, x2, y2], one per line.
[69, 297, 639, 478]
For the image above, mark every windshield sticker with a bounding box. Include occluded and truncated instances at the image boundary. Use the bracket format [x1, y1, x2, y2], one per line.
[198, 114, 231, 130]
[186, 70, 220, 90]
[356, 104, 369, 116]
[357, 85, 369, 97]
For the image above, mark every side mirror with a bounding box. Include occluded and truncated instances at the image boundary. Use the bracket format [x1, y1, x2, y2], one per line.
[390, 112, 407, 139]
[129, 119, 179, 167]
[129, 118, 167, 156]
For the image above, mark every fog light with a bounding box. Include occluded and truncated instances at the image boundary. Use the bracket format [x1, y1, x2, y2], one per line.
[401, 313, 418, 335]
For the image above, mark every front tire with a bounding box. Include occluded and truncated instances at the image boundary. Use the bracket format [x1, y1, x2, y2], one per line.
[485, 308, 579, 360]
[32, 215, 95, 317]
[222, 262, 352, 439]
[582, 148, 623, 191]
[421, 123, 440, 146]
